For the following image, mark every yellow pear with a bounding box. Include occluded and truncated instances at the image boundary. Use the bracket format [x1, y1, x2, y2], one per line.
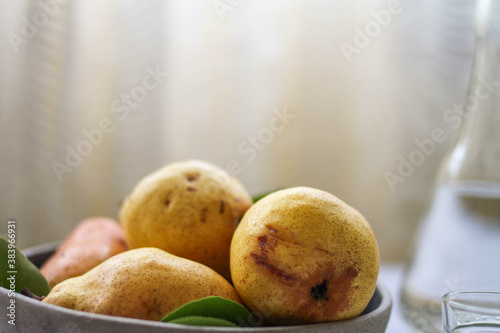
[120, 160, 252, 281]
[43, 248, 242, 321]
[230, 187, 380, 325]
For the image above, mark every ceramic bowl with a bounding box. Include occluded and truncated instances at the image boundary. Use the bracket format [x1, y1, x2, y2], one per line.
[0, 242, 392, 333]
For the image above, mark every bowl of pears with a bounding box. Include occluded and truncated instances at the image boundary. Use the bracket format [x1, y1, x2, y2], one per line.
[0, 160, 391, 333]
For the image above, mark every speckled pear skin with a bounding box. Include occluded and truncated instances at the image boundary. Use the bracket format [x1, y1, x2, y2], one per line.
[120, 160, 253, 281]
[42, 248, 242, 321]
[230, 187, 380, 325]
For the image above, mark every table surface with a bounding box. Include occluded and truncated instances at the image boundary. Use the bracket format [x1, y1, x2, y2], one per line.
[379, 263, 421, 333]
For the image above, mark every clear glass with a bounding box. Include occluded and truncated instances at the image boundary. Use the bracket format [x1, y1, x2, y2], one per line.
[442, 292, 500, 333]
[400, 0, 500, 332]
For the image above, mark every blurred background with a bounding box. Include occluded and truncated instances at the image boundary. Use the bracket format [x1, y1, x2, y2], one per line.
[0, 0, 476, 261]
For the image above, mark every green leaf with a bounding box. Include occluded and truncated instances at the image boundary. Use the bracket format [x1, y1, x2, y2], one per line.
[169, 316, 237, 327]
[161, 296, 257, 327]
[0, 236, 51, 297]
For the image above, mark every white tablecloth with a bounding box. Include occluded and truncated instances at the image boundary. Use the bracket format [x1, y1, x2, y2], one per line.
[379, 263, 420, 333]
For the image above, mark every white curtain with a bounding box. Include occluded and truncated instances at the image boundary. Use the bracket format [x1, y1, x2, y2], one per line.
[0, 0, 476, 260]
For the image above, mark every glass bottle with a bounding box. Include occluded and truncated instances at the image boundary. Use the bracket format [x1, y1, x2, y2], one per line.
[400, 0, 500, 332]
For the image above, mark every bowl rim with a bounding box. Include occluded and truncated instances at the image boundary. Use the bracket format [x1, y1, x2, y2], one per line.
[1, 284, 391, 332]
[7, 243, 393, 332]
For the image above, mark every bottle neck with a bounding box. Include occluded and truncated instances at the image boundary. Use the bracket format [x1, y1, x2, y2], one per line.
[441, 0, 500, 194]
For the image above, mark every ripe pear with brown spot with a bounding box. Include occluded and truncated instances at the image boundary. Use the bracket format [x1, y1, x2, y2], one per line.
[43, 248, 242, 321]
[230, 187, 380, 325]
[120, 160, 252, 281]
